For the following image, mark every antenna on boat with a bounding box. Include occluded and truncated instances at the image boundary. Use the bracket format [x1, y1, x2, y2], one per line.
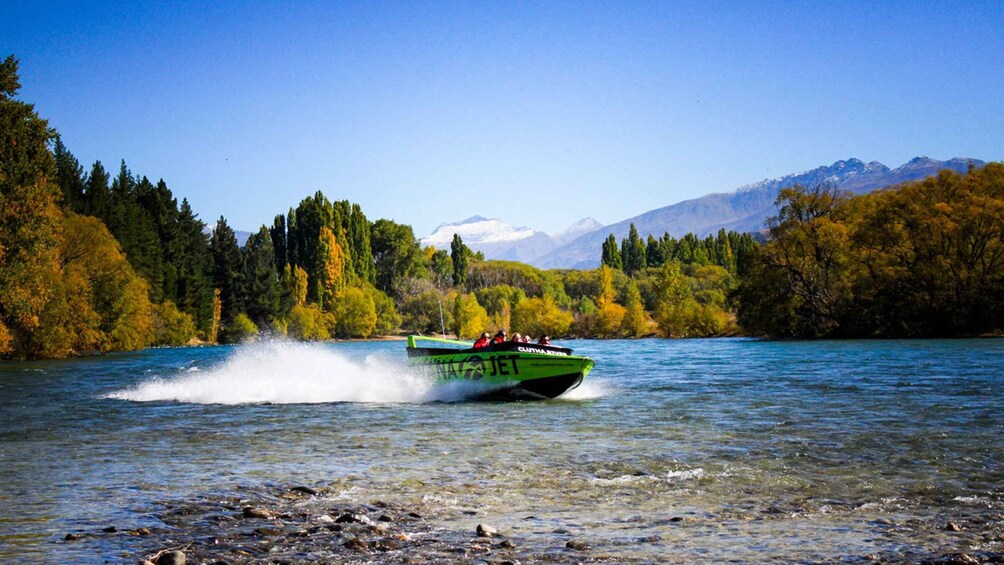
[438, 298, 447, 339]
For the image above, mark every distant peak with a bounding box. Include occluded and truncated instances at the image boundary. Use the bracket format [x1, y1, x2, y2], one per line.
[564, 217, 602, 230]
[460, 215, 491, 224]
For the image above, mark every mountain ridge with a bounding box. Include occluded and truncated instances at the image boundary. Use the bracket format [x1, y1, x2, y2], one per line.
[531, 156, 986, 269]
[420, 216, 605, 263]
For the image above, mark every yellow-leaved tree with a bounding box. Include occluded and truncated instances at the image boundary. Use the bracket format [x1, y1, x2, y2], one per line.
[29, 214, 155, 356]
[317, 227, 347, 309]
[0, 56, 63, 357]
[592, 266, 626, 337]
[332, 287, 377, 338]
[452, 293, 488, 339]
[511, 296, 572, 338]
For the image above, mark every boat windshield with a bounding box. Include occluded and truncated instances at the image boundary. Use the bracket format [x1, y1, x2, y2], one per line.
[406, 336, 475, 350]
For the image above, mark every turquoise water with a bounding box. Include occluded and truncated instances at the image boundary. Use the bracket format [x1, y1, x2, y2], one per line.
[1, 338, 1002, 562]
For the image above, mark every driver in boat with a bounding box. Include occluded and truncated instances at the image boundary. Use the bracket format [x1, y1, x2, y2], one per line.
[472, 332, 490, 349]
[491, 330, 507, 345]
[538, 335, 551, 345]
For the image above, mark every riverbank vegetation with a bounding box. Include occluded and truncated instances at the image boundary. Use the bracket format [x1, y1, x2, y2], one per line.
[736, 164, 1004, 337]
[2, 55, 1002, 358]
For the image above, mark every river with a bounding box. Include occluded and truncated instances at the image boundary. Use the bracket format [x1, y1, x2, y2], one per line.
[1, 338, 1002, 562]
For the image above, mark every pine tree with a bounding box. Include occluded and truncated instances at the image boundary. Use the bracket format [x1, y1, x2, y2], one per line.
[53, 139, 85, 212]
[243, 226, 281, 326]
[210, 217, 247, 323]
[83, 161, 111, 218]
[175, 199, 214, 336]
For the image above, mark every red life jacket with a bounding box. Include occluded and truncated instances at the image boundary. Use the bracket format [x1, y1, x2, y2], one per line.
[472, 338, 489, 349]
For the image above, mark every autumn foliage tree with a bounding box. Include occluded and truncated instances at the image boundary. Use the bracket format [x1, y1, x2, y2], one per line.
[736, 166, 1004, 337]
[0, 55, 62, 355]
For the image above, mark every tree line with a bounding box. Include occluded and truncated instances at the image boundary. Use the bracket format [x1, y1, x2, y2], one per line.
[3, 55, 1000, 358]
[735, 165, 1004, 338]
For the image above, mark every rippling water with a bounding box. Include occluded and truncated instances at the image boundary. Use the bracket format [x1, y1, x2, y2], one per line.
[1, 338, 1002, 562]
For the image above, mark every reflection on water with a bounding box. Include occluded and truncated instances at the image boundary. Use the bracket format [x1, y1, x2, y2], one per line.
[1, 338, 1002, 562]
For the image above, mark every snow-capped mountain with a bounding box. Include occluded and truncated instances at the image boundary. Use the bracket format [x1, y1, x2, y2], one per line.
[553, 217, 604, 246]
[532, 156, 986, 269]
[421, 216, 604, 263]
[422, 216, 538, 247]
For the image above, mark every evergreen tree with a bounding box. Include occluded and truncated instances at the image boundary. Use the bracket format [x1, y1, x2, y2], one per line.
[451, 233, 469, 287]
[53, 138, 85, 212]
[210, 216, 247, 323]
[285, 208, 298, 267]
[620, 224, 647, 276]
[175, 199, 214, 336]
[645, 234, 664, 268]
[348, 204, 375, 284]
[269, 214, 287, 271]
[243, 226, 281, 326]
[601, 233, 622, 269]
[83, 161, 111, 218]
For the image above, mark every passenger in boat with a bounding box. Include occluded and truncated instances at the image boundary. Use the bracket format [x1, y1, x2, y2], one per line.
[491, 330, 507, 345]
[510, 333, 522, 342]
[472, 332, 490, 349]
[538, 335, 551, 345]
[522, 335, 532, 343]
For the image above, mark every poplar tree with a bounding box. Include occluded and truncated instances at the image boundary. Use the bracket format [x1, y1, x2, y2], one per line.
[451, 233, 469, 288]
[620, 224, 647, 276]
[601, 234, 622, 270]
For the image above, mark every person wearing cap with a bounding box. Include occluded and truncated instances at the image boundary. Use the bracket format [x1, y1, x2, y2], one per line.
[472, 332, 490, 349]
[491, 330, 507, 345]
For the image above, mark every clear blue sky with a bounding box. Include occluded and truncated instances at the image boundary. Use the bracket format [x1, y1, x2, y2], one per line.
[5, 1, 1003, 236]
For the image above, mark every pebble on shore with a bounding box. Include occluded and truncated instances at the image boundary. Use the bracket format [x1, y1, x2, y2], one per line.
[476, 523, 498, 537]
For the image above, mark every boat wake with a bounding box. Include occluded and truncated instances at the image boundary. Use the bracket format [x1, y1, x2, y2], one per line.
[106, 340, 499, 405]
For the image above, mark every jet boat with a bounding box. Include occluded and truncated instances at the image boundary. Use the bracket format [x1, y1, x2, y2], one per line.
[406, 335, 594, 400]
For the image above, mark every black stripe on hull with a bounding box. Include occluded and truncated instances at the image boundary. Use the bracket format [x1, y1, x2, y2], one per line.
[472, 372, 585, 401]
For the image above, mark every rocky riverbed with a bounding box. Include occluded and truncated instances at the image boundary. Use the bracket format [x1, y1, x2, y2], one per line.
[55, 482, 1004, 564]
[60, 483, 609, 564]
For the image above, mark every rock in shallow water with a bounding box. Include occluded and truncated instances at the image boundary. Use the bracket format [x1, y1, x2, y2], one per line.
[476, 524, 498, 537]
[336, 512, 374, 525]
[156, 550, 186, 565]
[241, 507, 273, 519]
[343, 538, 368, 552]
[566, 539, 591, 551]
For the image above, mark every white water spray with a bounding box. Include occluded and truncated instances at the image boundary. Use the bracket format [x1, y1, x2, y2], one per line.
[107, 340, 495, 405]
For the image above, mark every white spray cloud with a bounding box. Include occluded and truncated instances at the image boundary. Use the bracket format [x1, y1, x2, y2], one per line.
[106, 340, 493, 405]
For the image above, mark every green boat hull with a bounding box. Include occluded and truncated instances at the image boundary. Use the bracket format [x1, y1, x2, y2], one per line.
[406, 336, 594, 400]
